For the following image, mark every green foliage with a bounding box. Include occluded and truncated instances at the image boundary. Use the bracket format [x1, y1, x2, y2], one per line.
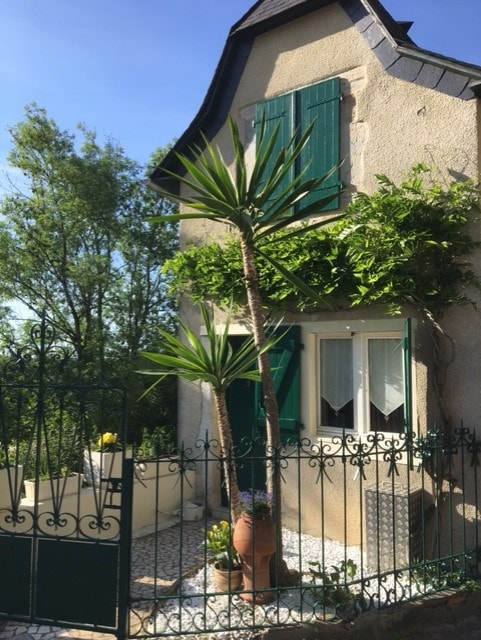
[0, 104, 179, 437]
[339, 164, 480, 316]
[105, 354, 177, 444]
[17, 411, 82, 480]
[138, 303, 283, 521]
[458, 579, 481, 593]
[164, 230, 353, 311]
[164, 165, 480, 318]
[0, 104, 178, 368]
[135, 425, 176, 459]
[139, 303, 280, 394]
[308, 558, 363, 616]
[203, 520, 241, 570]
[151, 115, 344, 310]
[410, 560, 473, 594]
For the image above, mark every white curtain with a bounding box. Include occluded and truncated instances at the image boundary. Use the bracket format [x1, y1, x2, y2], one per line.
[320, 339, 353, 412]
[368, 338, 404, 418]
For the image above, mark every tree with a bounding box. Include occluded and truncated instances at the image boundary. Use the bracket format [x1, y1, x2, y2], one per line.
[149, 116, 342, 574]
[139, 304, 281, 523]
[0, 104, 178, 372]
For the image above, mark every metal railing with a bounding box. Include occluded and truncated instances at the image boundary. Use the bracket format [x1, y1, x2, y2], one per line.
[129, 427, 481, 637]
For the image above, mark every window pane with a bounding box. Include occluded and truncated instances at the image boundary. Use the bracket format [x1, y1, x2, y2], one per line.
[369, 403, 404, 433]
[368, 338, 404, 433]
[319, 339, 353, 429]
[321, 397, 354, 430]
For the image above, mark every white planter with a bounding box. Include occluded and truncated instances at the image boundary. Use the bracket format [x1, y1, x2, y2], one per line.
[83, 449, 132, 487]
[182, 500, 205, 521]
[24, 473, 81, 502]
[0, 466, 24, 507]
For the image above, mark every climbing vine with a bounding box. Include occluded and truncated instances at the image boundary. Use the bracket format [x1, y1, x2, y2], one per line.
[164, 230, 354, 310]
[340, 165, 480, 317]
[165, 165, 480, 320]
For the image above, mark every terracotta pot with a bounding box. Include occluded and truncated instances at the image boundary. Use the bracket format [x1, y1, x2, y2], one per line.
[233, 514, 275, 603]
[213, 566, 243, 592]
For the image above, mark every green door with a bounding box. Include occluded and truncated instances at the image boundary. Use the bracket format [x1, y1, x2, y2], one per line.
[226, 326, 301, 493]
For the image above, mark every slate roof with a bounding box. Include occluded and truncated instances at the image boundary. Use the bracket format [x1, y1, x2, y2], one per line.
[150, 0, 481, 189]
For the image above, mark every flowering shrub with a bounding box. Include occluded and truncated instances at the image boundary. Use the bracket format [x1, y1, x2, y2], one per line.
[97, 432, 121, 453]
[203, 520, 240, 570]
[239, 489, 272, 520]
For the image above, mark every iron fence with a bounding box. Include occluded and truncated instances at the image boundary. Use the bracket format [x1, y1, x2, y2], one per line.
[129, 428, 481, 637]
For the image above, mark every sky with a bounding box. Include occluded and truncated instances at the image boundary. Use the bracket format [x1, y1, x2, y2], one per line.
[1, 0, 481, 177]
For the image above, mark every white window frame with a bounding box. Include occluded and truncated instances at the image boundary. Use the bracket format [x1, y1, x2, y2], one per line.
[303, 319, 414, 437]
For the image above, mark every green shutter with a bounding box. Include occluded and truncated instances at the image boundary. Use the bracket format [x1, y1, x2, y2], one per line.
[403, 318, 412, 433]
[297, 77, 341, 211]
[226, 336, 265, 493]
[254, 77, 341, 218]
[226, 337, 258, 441]
[255, 94, 293, 218]
[255, 325, 301, 444]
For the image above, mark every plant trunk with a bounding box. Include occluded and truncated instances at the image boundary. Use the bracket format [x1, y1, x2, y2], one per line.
[212, 389, 241, 522]
[239, 239, 285, 575]
[422, 309, 453, 558]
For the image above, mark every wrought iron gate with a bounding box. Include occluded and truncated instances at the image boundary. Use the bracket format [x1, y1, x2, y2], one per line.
[0, 316, 132, 639]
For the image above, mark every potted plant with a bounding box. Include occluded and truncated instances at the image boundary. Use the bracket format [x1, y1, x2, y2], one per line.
[238, 490, 273, 520]
[204, 520, 242, 592]
[83, 431, 130, 488]
[23, 466, 81, 502]
[233, 490, 275, 603]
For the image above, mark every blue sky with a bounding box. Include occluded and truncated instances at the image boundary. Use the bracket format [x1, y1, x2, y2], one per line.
[1, 0, 481, 175]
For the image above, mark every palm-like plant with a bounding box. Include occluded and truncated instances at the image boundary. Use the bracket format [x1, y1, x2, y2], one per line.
[149, 116, 343, 571]
[139, 304, 281, 522]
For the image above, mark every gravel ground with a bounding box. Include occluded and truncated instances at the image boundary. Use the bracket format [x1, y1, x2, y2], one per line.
[148, 529, 363, 638]
[148, 527, 475, 640]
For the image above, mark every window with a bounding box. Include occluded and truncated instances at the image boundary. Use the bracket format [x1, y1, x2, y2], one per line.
[317, 330, 410, 436]
[254, 77, 341, 215]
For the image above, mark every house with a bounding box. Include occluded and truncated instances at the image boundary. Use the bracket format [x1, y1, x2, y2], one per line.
[149, 0, 481, 543]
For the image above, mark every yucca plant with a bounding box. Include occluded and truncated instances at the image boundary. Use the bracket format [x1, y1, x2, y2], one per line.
[149, 115, 343, 574]
[139, 303, 281, 522]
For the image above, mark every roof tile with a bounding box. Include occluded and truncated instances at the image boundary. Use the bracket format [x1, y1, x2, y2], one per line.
[152, 0, 481, 182]
[373, 39, 401, 68]
[388, 57, 424, 82]
[363, 21, 386, 48]
[436, 70, 472, 97]
[415, 64, 445, 90]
